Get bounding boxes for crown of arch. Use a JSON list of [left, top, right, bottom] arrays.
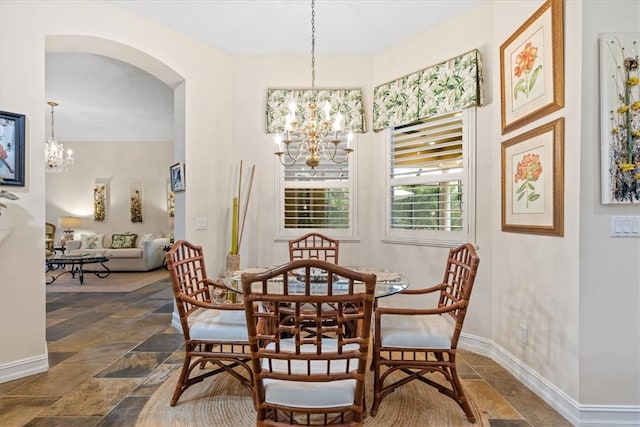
[[45, 35, 183, 88]]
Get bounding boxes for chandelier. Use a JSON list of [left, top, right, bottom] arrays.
[[45, 101, 74, 173], [274, 0, 353, 172]]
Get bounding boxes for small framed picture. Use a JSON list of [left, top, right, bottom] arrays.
[[501, 117, 564, 236], [0, 110, 26, 186], [170, 162, 185, 192], [500, 0, 564, 135]]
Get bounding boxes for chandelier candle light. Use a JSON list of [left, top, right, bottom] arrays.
[[273, 0, 353, 172], [45, 101, 74, 173]]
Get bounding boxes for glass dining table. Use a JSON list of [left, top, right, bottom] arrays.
[[222, 266, 408, 299]]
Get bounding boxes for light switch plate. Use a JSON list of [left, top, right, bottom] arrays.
[[610, 216, 640, 238], [195, 217, 208, 230]]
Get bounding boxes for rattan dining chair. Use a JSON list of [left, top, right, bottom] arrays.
[[371, 243, 480, 422], [289, 232, 339, 264], [166, 240, 253, 406], [241, 259, 376, 426]]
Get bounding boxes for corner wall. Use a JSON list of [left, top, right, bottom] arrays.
[[579, 0, 640, 408]]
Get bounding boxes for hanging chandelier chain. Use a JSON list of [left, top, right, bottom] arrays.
[[273, 0, 353, 172], [311, 0, 316, 96], [48, 101, 58, 140]]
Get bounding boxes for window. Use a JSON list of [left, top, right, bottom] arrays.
[[385, 109, 476, 247], [276, 139, 357, 239]]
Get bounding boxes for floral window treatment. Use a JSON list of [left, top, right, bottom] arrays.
[[373, 49, 484, 131], [265, 89, 365, 133]]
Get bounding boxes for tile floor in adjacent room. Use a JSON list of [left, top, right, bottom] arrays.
[[0, 276, 572, 426]]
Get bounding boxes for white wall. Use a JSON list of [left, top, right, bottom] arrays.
[[45, 140, 174, 242], [0, 0, 234, 382], [1, 0, 639, 423], [230, 53, 373, 268], [580, 0, 640, 407]]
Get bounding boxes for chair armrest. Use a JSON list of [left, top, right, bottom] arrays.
[[375, 300, 467, 317], [397, 282, 446, 295], [177, 293, 244, 311]]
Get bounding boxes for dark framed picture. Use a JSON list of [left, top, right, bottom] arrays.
[[170, 162, 185, 192], [500, 0, 564, 135], [501, 117, 564, 236], [0, 111, 26, 186]]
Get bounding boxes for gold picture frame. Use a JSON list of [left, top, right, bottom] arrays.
[[501, 117, 564, 236], [500, 0, 564, 135]]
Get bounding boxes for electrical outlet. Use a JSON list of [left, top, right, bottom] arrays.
[[519, 323, 527, 344]]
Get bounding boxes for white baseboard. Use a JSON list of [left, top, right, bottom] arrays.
[[460, 334, 640, 427], [171, 310, 182, 332], [0, 353, 49, 384]]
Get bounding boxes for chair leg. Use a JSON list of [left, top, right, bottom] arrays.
[[170, 352, 192, 406], [371, 354, 382, 416], [449, 365, 476, 423]]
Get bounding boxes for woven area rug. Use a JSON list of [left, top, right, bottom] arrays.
[[45, 269, 169, 292], [137, 369, 489, 426]]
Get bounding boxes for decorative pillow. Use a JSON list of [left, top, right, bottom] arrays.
[[111, 234, 138, 249], [138, 233, 155, 248], [80, 234, 104, 249]]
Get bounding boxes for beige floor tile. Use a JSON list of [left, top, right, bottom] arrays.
[[61, 341, 138, 364], [464, 379, 523, 419], [0, 396, 59, 427], [7, 363, 107, 397], [42, 377, 142, 417]]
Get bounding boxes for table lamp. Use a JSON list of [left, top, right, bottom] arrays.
[[59, 216, 81, 246]]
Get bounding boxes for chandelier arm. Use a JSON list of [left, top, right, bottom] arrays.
[[276, 153, 299, 168], [284, 141, 305, 162]]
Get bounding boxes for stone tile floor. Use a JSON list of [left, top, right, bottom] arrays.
[[0, 277, 572, 426]]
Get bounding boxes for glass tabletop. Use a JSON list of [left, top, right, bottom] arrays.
[[224, 267, 408, 298]]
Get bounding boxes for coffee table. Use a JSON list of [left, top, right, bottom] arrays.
[[46, 254, 111, 285]]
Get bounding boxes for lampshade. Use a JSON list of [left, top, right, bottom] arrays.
[[59, 216, 81, 230]]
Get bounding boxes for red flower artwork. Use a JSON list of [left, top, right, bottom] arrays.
[[514, 153, 543, 208]]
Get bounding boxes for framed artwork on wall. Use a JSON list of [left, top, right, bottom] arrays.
[[170, 162, 185, 192], [93, 182, 108, 222], [599, 33, 639, 204], [501, 117, 564, 236], [0, 110, 26, 186], [130, 183, 143, 223], [500, 0, 564, 135]]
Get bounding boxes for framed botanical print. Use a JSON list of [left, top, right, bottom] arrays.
[[500, 0, 564, 135], [502, 117, 564, 236]]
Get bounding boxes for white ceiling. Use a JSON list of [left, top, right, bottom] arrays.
[[48, 1, 484, 141], [107, 0, 484, 55]]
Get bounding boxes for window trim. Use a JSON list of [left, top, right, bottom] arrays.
[[275, 139, 359, 241], [383, 108, 477, 248]]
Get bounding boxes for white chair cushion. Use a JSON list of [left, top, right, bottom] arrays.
[[188, 307, 248, 342], [262, 339, 359, 408], [380, 314, 453, 349]]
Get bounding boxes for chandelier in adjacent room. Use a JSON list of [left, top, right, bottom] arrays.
[[45, 101, 74, 173], [273, 0, 353, 172]]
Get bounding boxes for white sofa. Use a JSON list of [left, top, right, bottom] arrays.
[[65, 232, 170, 272]]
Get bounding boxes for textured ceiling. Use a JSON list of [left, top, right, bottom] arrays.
[[107, 0, 484, 55]]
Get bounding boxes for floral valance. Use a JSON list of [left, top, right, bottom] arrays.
[[372, 49, 484, 131], [265, 88, 365, 133]]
